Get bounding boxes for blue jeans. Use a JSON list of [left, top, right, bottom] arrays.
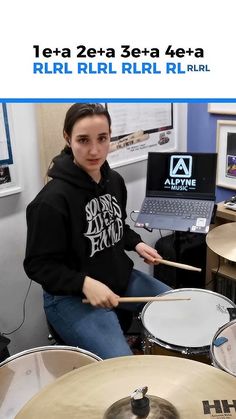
[[44, 269, 171, 359]]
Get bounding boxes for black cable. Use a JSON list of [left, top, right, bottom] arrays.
[[130, 213, 173, 236], [129, 211, 153, 232], [205, 255, 221, 288], [2, 280, 32, 336], [130, 210, 140, 223]]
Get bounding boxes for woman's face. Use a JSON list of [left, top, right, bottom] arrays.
[[68, 114, 111, 180]]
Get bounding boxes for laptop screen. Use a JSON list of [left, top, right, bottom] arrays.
[[146, 152, 217, 199]]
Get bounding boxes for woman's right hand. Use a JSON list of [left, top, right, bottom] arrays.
[[82, 276, 120, 308]]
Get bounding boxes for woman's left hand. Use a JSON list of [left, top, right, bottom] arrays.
[[135, 242, 162, 265]]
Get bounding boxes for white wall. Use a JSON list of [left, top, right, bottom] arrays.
[[0, 103, 187, 355], [0, 104, 49, 355]]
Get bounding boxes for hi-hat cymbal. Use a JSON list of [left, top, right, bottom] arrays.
[[16, 356, 236, 419], [206, 222, 236, 262]]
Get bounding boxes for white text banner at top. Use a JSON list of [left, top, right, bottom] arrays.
[[0, 0, 236, 99]]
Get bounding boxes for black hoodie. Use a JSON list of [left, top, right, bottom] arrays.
[[24, 152, 142, 296]]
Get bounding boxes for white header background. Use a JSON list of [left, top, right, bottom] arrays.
[[0, 0, 235, 99]]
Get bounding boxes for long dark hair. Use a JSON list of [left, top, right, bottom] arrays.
[[63, 103, 111, 154]]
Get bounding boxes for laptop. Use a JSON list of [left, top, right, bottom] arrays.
[[135, 152, 217, 233]]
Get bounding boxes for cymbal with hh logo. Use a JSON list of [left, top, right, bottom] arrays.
[[16, 355, 236, 419]]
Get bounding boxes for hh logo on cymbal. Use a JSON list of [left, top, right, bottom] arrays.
[[170, 156, 192, 178], [202, 400, 236, 415]]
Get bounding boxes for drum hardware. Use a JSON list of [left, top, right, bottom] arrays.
[[104, 385, 180, 419], [144, 336, 182, 353], [105, 386, 151, 418], [145, 337, 195, 357], [228, 307, 236, 321], [142, 335, 211, 362], [131, 386, 150, 417], [15, 355, 236, 419]]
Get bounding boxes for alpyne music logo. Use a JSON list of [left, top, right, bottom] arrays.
[[170, 155, 192, 178]]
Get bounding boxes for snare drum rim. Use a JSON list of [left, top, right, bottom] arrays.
[[141, 288, 236, 354], [210, 319, 236, 377], [0, 345, 102, 368], [146, 334, 209, 355]]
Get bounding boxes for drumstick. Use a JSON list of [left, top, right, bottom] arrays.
[[82, 296, 191, 304], [154, 258, 202, 272]]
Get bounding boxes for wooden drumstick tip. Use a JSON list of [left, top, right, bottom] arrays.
[[154, 258, 202, 272]]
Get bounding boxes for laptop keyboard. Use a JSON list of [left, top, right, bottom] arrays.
[[141, 199, 212, 219]]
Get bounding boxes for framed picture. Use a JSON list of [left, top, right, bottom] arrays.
[[208, 103, 236, 115], [37, 103, 187, 174], [107, 103, 177, 168], [216, 120, 236, 189], [0, 104, 22, 197]]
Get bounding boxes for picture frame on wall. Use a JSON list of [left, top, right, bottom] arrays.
[[37, 103, 187, 173], [216, 120, 236, 190], [106, 103, 176, 168], [0, 104, 22, 197], [208, 103, 236, 115]]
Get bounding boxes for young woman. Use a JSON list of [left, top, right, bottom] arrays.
[[24, 103, 170, 359]]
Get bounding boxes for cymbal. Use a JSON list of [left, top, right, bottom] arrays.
[[16, 355, 236, 419], [206, 222, 236, 262]]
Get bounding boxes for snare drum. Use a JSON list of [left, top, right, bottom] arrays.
[[210, 319, 236, 376], [0, 345, 101, 419], [141, 288, 236, 363]]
